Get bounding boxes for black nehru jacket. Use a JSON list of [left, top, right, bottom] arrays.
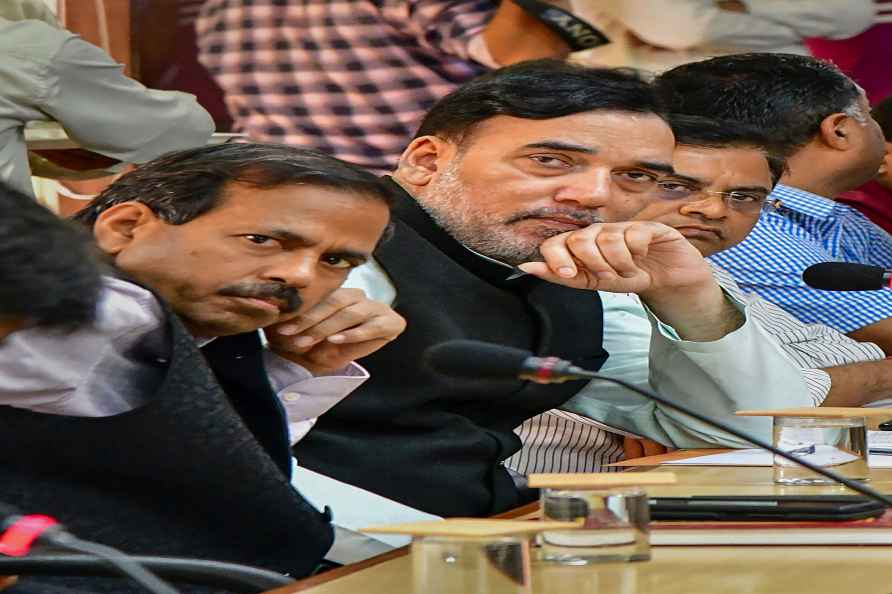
[[298, 179, 609, 517], [0, 305, 333, 591]]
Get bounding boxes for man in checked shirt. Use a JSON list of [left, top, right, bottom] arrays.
[[196, 0, 608, 174]]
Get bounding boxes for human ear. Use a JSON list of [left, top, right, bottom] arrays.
[[819, 112, 854, 151], [92, 202, 158, 256], [394, 136, 457, 187]]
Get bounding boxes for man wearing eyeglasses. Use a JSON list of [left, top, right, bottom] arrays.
[[297, 60, 822, 517], [656, 54, 892, 357], [510, 115, 887, 474]]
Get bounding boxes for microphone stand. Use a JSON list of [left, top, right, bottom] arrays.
[[560, 366, 892, 508]]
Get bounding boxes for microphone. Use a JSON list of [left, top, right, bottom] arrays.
[[423, 341, 586, 384], [423, 339, 892, 508], [803, 262, 892, 291]]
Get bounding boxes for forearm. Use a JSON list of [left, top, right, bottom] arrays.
[[481, 1, 570, 65], [646, 311, 815, 448], [565, 296, 810, 449], [821, 360, 892, 407], [640, 281, 744, 341], [848, 319, 892, 357]]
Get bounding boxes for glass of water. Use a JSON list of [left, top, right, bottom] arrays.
[[411, 535, 532, 594], [773, 415, 868, 484], [538, 487, 650, 564]]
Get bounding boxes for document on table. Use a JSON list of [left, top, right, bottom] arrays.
[[291, 462, 441, 564], [662, 431, 892, 468]]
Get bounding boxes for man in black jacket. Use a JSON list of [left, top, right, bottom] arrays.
[[298, 60, 754, 517], [0, 145, 406, 584]]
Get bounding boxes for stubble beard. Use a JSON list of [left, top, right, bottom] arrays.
[[415, 161, 551, 266]]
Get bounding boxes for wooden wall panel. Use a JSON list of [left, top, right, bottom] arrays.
[[60, 0, 133, 76]]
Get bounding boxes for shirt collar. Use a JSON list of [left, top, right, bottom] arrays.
[[770, 184, 838, 219], [462, 245, 528, 280]]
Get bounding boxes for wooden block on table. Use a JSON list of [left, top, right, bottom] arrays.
[[736, 407, 892, 418], [361, 518, 582, 537], [528, 472, 677, 488]]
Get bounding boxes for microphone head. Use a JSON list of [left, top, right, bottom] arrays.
[[423, 340, 531, 381], [802, 262, 886, 291]]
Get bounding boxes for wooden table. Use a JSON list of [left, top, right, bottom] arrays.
[[270, 463, 892, 594]]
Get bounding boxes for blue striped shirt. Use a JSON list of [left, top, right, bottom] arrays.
[[708, 184, 892, 333]]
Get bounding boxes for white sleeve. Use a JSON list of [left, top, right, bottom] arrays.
[[742, 0, 875, 40], [644, 296, 815, 448], [711, 264, 885, 406], [263, 352, 369, 444], [40, 35, 214, 164], [0, 278, 164, 416], [616, 0, 819, 51], [565, 292, 815, 449]]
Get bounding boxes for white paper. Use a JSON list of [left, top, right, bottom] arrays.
[[662, 435, 892, 468], [869, 429, 892, 447], [662, 448, 771, 466], [291, 462, 441, 564]]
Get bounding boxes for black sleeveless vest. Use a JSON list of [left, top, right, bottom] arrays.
[[298, 180, 609, 517], [0, 305, 333, 582]]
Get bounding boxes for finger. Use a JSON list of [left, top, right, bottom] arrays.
[[588, 224, 656, 278], [623, 224, 656, 259], [330, 338, 390, 362], [287, 302, 376, 348], [536, 233, 583, 279], [590, 228, 639, 278], [301, 338, 391, 371], [326, 315, 406, 344], [564, 226, 620, 280], [516, 261, 597, 290], [273, 288, 366, 336]]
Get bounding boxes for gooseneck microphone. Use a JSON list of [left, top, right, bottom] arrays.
[[423, 339, 892, 509], [803, 262, 892, 291]]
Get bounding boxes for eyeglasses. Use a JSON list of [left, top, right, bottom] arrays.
[[655, 181, 779, 212]]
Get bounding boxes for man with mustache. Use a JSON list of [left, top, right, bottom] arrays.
[[656, 54, 892, 355], [0, 143, 406, 580], [296, 59, 817, 518], [512, 116, 888, 473]]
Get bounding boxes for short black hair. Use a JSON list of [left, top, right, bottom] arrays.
[[0, 182, 101, 329], [872, 95, 892, 141], [414, 59, 664, 143], [656, 53, 863, 153], [668, 114, 787, 185], [74, 143, 393, 227]]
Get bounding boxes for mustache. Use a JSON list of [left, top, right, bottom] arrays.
[[217, 283, 302, 313], [503, 207, 602, 226]]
